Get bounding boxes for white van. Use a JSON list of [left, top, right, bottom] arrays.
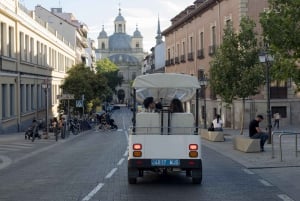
[[128, 73, 202, 184]]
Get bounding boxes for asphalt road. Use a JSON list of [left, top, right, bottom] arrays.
[[0, 108, 288, 201]]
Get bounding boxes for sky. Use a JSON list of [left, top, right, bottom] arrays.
[[20, 0, 194, 52]]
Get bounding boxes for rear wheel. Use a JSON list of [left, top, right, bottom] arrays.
[[128, 177, 137, 184], [191, 168, 202, 184]]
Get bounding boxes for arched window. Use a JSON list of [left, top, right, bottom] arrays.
[[101, 42, 105, 49], [135, 42, 139, 48]]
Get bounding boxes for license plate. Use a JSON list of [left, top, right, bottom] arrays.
[[151, 159, 180, 166]]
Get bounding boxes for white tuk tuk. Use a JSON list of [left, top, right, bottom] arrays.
[[128, 73, 202, 184]]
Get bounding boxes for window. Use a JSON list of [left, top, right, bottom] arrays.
[[30, 38, 34, 62], [212, 26, 216, 46], [118, 24, 122, 32], [1, 23, 7, 56], [271, 106, 286, 118], [132, 72, 136, 80], [10, 84, 15, 116], [19, 32, 24, 60], [25, 35, 29, 61], [200, 32, 204, 49], [8, 26, 14, 57], [135, 42, 139, 48], [2, 84, 7, 118], [270, 81, 287, 99], [101, 42, 105, 49]]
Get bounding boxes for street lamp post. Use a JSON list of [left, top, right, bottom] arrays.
[[259, 51, 274, 144], [42, 80, 49, 138], [199, 76, 208, 129]]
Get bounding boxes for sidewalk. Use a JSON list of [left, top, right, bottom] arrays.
[[203, 127, 300, 168], [202, 126, 300, 201]]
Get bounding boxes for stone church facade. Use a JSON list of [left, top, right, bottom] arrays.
[[96, 8, 145, 104]]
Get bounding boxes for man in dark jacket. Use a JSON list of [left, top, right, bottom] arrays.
[[249, 114, 269, 152]]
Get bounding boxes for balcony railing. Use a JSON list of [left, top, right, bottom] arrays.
[[170, 59, 174, 65], [197, 49, 204, 59], [165, 60, 171, 66], [209, 45, 216, 56], [188, 52, 194, 61], [180, 55, 186, 63]]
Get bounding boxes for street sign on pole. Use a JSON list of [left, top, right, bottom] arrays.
[[76, 100, 83, 108], [57, 94, 75, 100]]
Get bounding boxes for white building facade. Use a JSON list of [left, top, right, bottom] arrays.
[[0, 0, 75, 133]]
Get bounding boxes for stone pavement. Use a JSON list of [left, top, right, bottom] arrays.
[[202, 126, 300, 201], [203, 127, 300, 168], [1, 126, 300, 200]]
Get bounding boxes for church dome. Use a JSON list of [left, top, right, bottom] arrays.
[[133, 28, 142, 38], [109, 54, 139, 65], [115, 8, 125, 22], [109, 33, 131, 50], [98, 30, 107, 39]]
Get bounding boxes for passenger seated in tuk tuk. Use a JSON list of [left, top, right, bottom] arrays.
[[170, 98, 184, 113], [143, 97, 156, 112]]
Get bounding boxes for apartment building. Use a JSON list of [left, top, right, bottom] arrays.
[[162, 0, 300, 128], [0, 0, 75, 133]]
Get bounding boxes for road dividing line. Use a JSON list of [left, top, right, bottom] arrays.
[[278, 194, 295, 201], [124, 130, 129, 142], [81, 183, 104, 201], [117, 158, 125, 166], [123, 150, 128, 157], [259, 179, 273, 186], [105, 168, 118, 179], [242, 168, 254, 175]]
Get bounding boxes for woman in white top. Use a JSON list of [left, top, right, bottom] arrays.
[[212, 114, 223, 131]]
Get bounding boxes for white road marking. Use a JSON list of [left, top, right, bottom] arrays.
[[123, 150, 128, 157], [278, 194, 295, 201], [124, 131, 129, 142], [242, 168, 254, 175], [117, 129, 123, 132], [0, 147, 19, 151], [259, 179, 273, 186], [0, 155, 12, 170], [0, 144, 32, 149], [105, 168, 118, 179], [117, 158, 125, 166], [81, 183, 104, 201]]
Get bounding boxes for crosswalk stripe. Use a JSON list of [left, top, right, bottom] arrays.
[[1, 144, 33, 149], [0, 147, 20, 151]]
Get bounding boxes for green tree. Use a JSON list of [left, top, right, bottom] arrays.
[[96, 58, 123, 95], [60, 63, 109, 114], [210, 17, 265, 133], [260, 0, 300, 87]]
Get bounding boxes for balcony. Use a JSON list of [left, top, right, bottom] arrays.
[[180, 55, 186, 63], [170, 59, 174, 65], [209, 45, 216, 56], [188, 52, 194, 61], [165, 60, 171, 66], [175, 57, 180, 64], [197, 49, 204, 59]]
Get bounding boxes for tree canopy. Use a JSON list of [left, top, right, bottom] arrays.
[[260, 0, 300, 88], [96, 58, 123, 94], [210, 17, 265, 104]]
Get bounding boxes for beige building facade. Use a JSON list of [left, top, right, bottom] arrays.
[[162, 0, 300, 129], [0, 0, 75, 133]]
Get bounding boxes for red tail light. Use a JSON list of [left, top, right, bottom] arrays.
[[189, 144, 198, 150], [133, 143, 142, 150]]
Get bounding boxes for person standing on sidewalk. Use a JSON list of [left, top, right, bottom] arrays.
[[273, 112, 280, 129], [249, 115, 269, 152]]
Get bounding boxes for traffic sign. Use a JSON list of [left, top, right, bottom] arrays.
[[57, 94, 75, 100], [76, 100, 83, 107]]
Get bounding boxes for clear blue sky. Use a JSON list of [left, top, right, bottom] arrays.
[[20, 0, 194, 52]]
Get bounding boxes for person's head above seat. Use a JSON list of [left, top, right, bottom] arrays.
[[143, 97, 156, 110], [170, 98, 184, 113]]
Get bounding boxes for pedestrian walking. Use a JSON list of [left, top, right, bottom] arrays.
[[273, 112, 280, 129]]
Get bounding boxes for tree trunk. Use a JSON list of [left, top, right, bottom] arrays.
[[240, 98, 245, 135]]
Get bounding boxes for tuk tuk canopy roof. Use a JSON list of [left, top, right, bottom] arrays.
[[132, 73, 200, 103]]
